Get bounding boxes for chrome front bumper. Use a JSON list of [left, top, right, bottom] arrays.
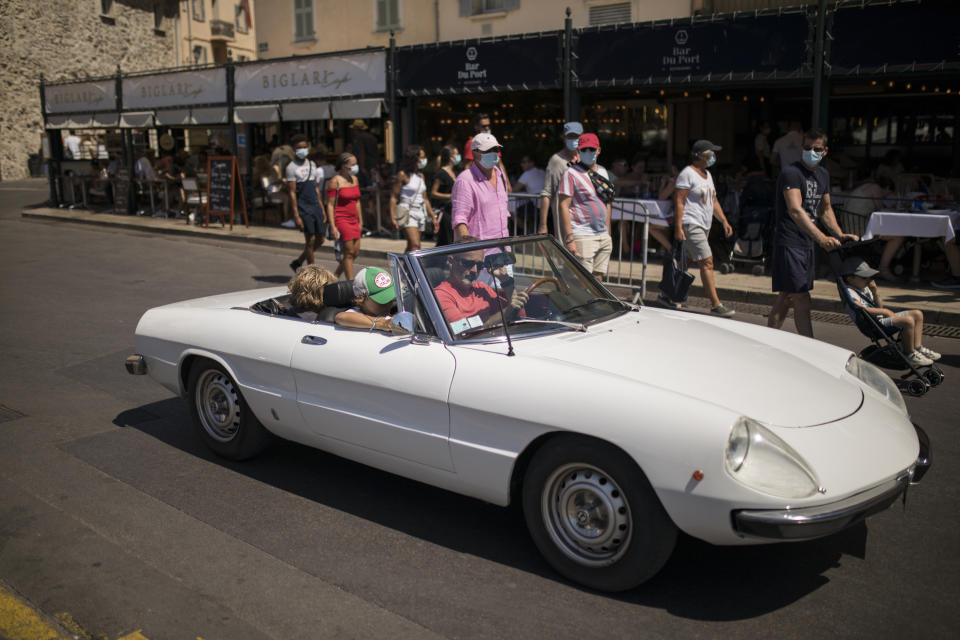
[[732, 423, 931, 541]]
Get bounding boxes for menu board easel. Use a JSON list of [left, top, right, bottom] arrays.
[[205, 156, 249, 230]]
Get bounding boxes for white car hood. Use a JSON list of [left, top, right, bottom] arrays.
[[526, 310, 862, 428]]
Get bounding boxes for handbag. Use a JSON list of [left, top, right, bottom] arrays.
[[394, 202, 410, 227], [659, 241, 695, 302]]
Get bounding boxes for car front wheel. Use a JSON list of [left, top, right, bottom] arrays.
[[187, 360, 271, 460], [522, 435, 677, 591]]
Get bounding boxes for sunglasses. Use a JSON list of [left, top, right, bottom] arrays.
[[802, 144, 826, 153], [455, 257, 484, 270]]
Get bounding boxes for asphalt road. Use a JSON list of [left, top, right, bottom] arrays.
[[1, 179, 958, 640]]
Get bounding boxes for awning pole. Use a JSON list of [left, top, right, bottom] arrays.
[[563, 7, 572, 122], [388, 32, 398, 173], [812, 0, 827, 130]]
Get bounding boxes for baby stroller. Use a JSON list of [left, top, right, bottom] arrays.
[[829, 244, 944, 397], [722, 175, 775, 275]]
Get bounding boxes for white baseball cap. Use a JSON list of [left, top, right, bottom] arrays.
[[471, 132, 502, 151]]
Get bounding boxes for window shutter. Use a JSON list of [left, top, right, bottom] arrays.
[[504, 0, 520, 11], [588, 2, 631, 26], [376, 0, 386, 27], [459, 0, 473, 17]]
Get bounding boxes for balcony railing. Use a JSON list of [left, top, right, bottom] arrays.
[[210, 19, 234, 39]]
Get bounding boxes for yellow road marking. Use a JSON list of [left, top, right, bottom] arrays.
[[117, 631, 150, 640], [0, 583, 69, 640]]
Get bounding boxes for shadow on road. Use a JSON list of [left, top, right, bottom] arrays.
[[112, 398, 869, 620]]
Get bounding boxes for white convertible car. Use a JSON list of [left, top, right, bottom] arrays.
[[127, 236, 930, 591]]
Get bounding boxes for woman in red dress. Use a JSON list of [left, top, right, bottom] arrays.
[[326, 152, 364, 280]]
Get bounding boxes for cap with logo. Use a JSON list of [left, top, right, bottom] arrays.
[[563, 122, 584, 137], [691, 139, 722, 154], [471, 132, 502, 151], [578, 133, 601, 150], [840, 257, 879, 279], [353, 267, 396, 304]]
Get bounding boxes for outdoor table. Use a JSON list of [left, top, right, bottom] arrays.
[[862, 210, 960, 279], [611, 198, 673, 226]]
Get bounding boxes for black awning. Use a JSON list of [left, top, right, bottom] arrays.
[[831, 0, 960, 75], [577, 13, 809, 88], [396, 34, 562, 96]]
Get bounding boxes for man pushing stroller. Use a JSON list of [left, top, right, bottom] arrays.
[[841, 256, 942, 367]]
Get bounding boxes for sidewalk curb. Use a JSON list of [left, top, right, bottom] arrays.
[[22, 208, 960, 327]]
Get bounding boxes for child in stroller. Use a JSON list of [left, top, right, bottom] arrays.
[[836, 254, 945, 395]]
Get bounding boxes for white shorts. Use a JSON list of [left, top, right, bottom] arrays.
[[683, 224, 712, 262], [405, 205, 427, 231], [573, 232, 613, 275]]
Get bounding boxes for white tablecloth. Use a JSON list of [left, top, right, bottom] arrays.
[[610, 199, 674, 227], [862, 210, 960, 243]]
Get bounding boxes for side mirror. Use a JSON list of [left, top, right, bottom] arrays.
[[390, 311, 415, 336]]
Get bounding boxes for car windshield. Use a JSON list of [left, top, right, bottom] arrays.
[[417, 236, 631, 341]]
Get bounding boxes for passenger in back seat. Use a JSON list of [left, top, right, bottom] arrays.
[[288, 264, 338, 321]]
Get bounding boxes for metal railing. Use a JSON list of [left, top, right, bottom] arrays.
[[506, 192, 669, 300]]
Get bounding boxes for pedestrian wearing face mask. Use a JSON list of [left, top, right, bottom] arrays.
[[287, 134, 326, 271], [462, 113, 510, 193], [767, 128, 858, 337], [558, 133, 613, 280], [452, 132, 510, 240], [430, 144, 461, 246], [391, 145, 438, 252], [673, 140, 736, 317], [326, 152, 363, 281], [539, 122, 583, 235]]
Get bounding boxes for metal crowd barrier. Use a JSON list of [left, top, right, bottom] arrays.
[[507, 192, 670, 300]]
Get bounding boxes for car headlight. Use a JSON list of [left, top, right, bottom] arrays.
[[845, 355, 908, 416], [724, 417, 820, 499]]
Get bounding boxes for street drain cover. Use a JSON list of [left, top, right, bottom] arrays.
[[0, 405, 26, 423]]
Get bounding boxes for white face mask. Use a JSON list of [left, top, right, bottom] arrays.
[[418, 157, 428, 170], [295, 148, 309, 160], [478, 151, 500, 169], [350, 164, 359, 175], [453, 153, 462, 165]]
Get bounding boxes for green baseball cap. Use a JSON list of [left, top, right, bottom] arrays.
[[353, 267, 396, 305]]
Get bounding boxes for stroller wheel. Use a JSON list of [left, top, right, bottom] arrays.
[[903, 378, 929, 397], [719, 263, 734, 274], [922, 367, 944, 387], [751, 265, 765, 276]]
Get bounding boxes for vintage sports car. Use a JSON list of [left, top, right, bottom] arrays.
[[127, 236, 930, 591]]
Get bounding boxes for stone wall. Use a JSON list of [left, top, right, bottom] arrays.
[[0, 0, 178, 181]]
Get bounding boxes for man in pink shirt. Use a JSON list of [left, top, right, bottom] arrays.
[[433, 245, 528, 335], [451, 133, 510, 240]]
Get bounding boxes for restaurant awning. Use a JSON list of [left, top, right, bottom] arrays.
[[190, 107, 229, 125], [154, 109, 191, 126], [330, 98, 381, 119], [120, 111, 154, 128], [281, 102, 330, 121], [45, 114, 92, 129], [233, 104, 280, 123]]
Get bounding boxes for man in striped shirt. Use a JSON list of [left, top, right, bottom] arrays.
[[557, 133, 612, 279]]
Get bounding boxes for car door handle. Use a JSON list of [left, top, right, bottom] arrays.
[[301, 335, 327, 345]]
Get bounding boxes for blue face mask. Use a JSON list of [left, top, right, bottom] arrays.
[[295, 148, 309, 160], [706, 155, 716, 168], [802, 149, 822, 167], [418, 158, 428, 170], [579, 150, 597, 166], [453, 153, 462, 165], [478, 151, 500, 169], [565, 138, 580, 151]]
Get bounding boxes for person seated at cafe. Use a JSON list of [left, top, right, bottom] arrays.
[[134, 149, 158, 181], [287, 264, 339, 321], [433, 239, 529, 334], [334, 267, 397, 332]]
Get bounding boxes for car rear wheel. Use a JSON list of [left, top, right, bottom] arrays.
[[522, 435, 677, 592], [187, 360, 271, 460]]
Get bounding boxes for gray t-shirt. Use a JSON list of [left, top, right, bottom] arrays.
[[540, 151, 572, 216]]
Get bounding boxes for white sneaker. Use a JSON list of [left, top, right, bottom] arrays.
[[905, 350, 933, 367], [917, 345, 941, 361], [281, 219, 297, 228]]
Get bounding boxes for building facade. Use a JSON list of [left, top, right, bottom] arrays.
[[179, 0, 258, 66]]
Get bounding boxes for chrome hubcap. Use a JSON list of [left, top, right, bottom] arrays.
[[196, 370, 241, 443], [541, 463, 631, 567]]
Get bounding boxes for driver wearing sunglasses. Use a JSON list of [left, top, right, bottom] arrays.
[[433, 242, 528, 334]]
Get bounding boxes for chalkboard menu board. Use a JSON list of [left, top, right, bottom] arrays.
[[113, 167, 131, 214], [205, 156, 248, 230], [207, 157, 234, 213]]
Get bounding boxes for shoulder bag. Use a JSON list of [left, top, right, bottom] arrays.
[[659, 241, 695, 303]]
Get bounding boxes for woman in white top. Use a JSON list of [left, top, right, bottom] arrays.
[[673, 139, 735, 317], [391, 145, 438, 253]]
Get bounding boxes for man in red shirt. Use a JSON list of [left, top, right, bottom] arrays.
[[433, 245, 527, 334]]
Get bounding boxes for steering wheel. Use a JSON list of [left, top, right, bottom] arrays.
[[523, 276, 566, 296]]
